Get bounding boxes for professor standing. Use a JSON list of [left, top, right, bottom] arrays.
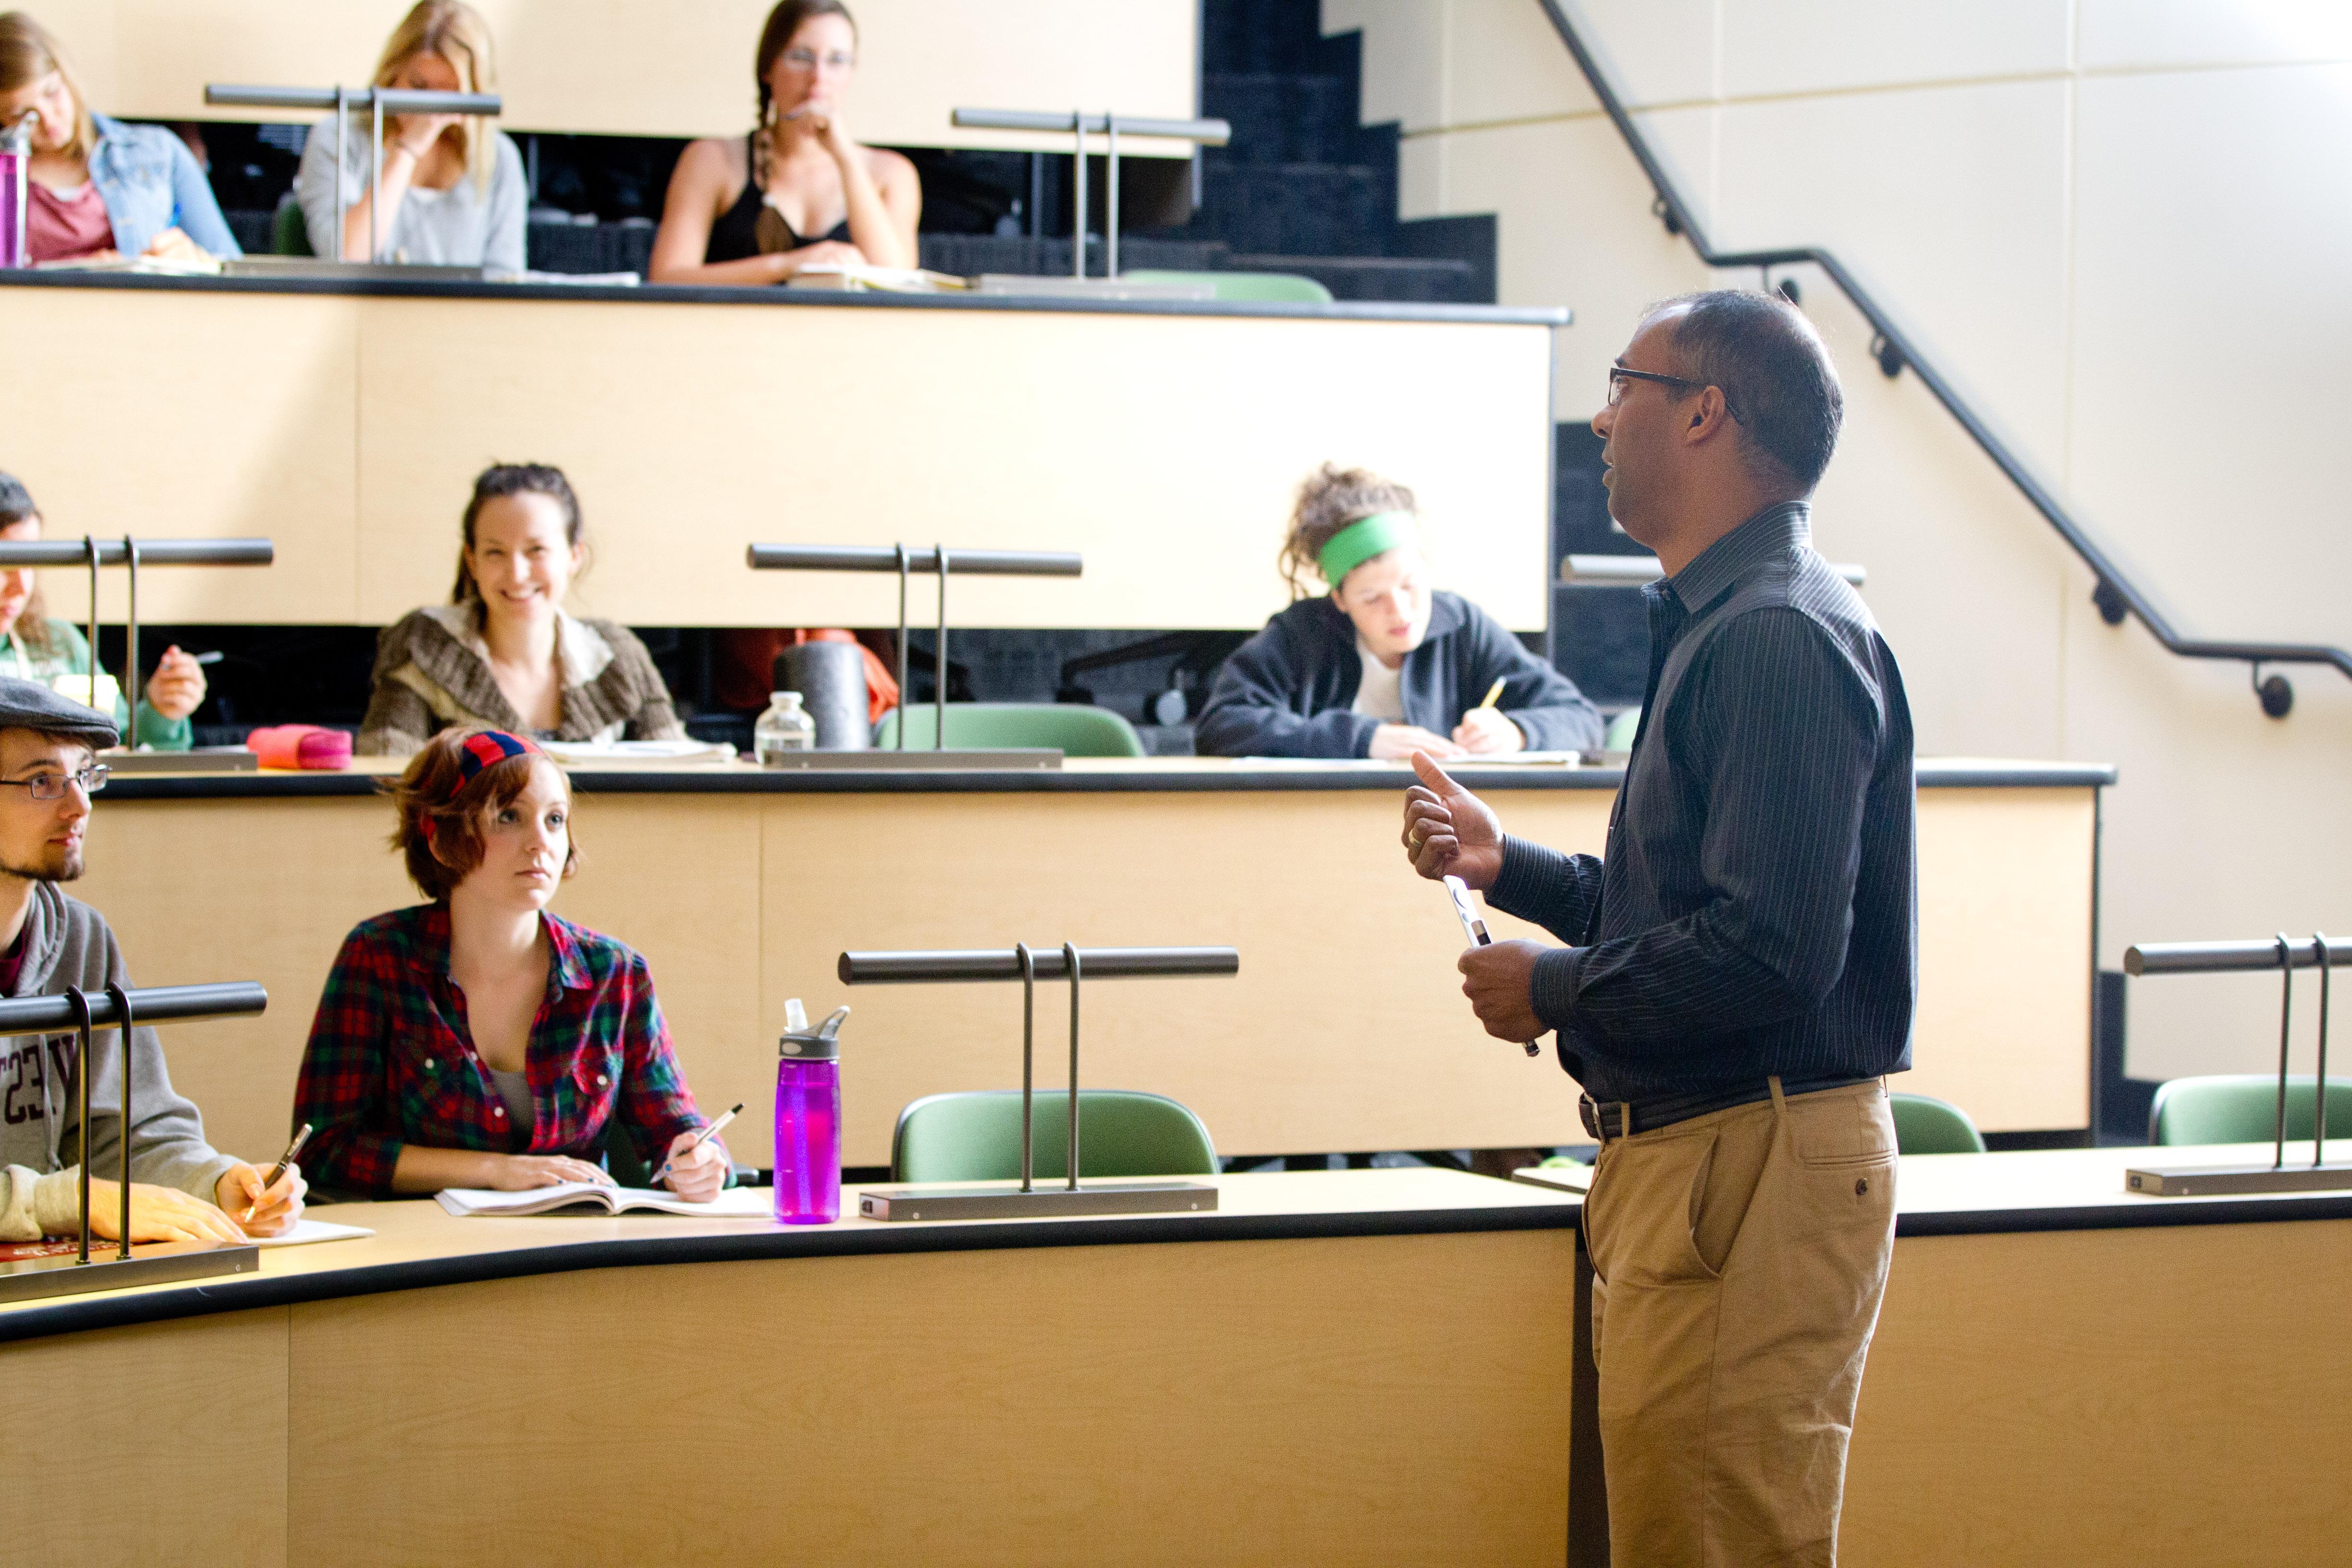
[[1403, 289, 1914, 1566]]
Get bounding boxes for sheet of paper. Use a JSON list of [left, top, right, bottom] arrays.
[[249, 1218, 376, 1248]]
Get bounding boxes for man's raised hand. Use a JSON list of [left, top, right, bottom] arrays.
[[1401, 751, 1505, 889]]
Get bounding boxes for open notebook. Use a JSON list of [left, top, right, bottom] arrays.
[[436, 1184, 774, 1218]]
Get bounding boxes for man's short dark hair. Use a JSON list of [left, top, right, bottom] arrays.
[[1652, 291, 1843, 490]]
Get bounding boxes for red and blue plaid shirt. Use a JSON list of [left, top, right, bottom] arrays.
[[293, 904, 710, 1197]]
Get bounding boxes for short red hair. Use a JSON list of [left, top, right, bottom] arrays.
[[387, 728, 579, 900]]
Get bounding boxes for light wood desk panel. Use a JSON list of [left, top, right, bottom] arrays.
[[61, 0, 1199, 149], [0, 277, 1559, 631], [0, 286, 358, 623], [288, 1228, 1572, 1564], [3, 1308, 291, 1566], [352, 294, 1556, 630], [1847, 1146, 2352, 1568], [0, 1170, 1580, 1566], [79, 762, 2101, 1170]]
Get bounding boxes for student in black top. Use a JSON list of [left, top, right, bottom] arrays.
[[649, 0, 919, 284], [1195, 465, 1602, 759]]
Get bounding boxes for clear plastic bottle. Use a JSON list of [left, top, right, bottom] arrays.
[[774, 999, 846, 1224], [754, 690, 816, 766]]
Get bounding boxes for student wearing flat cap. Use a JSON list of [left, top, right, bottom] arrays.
[[0, 677, 306, 1242], [1196, 464, 1603, 760]]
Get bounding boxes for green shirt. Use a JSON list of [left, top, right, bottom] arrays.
[[0, 621, 192, 750]]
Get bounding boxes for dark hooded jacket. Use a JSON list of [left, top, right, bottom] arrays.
[[1196, 590, 1602, 758]]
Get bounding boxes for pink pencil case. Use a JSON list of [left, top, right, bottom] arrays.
[[246, 724, 354, 771]]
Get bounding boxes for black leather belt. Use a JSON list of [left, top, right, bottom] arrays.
[[1580, 1074, 1880, 1145]]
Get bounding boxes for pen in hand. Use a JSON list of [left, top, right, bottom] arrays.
[[646, 1103, 743, 1191], [248, 1122, 311, 1220], [1478, 678, 1507, 710]]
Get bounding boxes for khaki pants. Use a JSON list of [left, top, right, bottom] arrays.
[[1583, 1078, 1897, 1568]]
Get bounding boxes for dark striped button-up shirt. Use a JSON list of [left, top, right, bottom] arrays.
[[1488, 501, 1916, 1107]]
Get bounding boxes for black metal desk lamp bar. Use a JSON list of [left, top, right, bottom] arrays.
[[747, 543, 1083, 753], [0, 981, 268, 1033], [2123, 933, 2346, 1196], [950, 109, 1232, 278], [0, 981, 268, 1303], [207, 86, 501, 263], [0, 539, 272, 749], [844, 944, 1237, 1220]]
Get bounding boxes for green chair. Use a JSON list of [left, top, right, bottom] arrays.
[[1889, 1092, 1986, 1155], [891, 1089, 1218, 1183], [874, 702, 1146, 757], [1601, 707, 1641, 751], [2148, 1075, 2352, 1146], [270, 193, 314, 257], [1119, 268, 1334, 305]]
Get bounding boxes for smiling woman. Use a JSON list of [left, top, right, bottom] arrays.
[[357, 462, 685, 755], [292, 728, 729, 1200]]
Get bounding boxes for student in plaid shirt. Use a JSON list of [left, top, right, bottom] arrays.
[[293, 728, 727, 1199]]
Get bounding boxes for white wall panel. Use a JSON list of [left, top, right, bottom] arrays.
[[1551, 0, 1718, 110], [1445, 0, 1597, 127], [2079, 0, 2352, 71], [1433, 117, 1713, 414], [1722, 0, 2071, 98], [1320, 0, 1449, 132], [1715, 80, 2075, 481], [2068, 64, 2352, 645], [1800, 283, 2071, 762]]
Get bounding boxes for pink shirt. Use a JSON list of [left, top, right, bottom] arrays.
[[26, 179, 115, 263]]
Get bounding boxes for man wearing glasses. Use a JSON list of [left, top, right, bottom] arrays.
[[1402, 290, 1914, 1565], [0, 678, 306, 1243]]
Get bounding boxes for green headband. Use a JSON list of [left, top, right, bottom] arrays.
[[1317, 511, 1416, 588]]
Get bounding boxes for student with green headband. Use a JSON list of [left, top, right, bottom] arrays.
[[1196, 465, 1600, 759]]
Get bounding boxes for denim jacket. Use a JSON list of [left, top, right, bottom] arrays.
[[86, 113, 241, 259]]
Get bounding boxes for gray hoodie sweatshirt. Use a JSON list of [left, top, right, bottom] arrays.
[[0, 882, 239, 1240]]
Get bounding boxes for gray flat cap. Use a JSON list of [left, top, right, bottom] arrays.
[[0, 675, 120, 748]]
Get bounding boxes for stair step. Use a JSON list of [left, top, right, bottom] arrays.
[[1222, 253, 1478, 305], [1200, 74, 1359, 166], [1190, 163, 1394, 257]]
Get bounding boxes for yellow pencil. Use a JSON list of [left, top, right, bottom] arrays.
[[1478, 678, 1507, 709]]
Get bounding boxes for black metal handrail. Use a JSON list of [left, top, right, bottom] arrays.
[[1533, 0, 2352, 717]]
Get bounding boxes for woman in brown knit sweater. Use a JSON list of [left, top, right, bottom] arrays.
[[358, 464, 684, 756]]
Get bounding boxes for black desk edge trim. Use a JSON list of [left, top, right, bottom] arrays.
[[0, 1202, 1579, 1345], [0, 269, 1572, 328], [104, 762, 2118, 802], [1896, 1193, 2352, 1237]]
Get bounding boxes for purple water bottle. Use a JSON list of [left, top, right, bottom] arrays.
[[773, 999, 847, 1224], [0, 109, 35, 270]]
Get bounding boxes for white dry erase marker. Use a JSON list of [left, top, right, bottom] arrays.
[[1445, 874, 1542, 1057]]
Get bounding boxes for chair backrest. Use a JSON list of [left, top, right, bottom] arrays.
[[874, 702, 1147, 757], [1601, 708, 1641, 751], [1120, 268, 1335, 304], [2148, 1075, 2352, 1146], [270, 193, 314, 257], [1889, 1092, 1987, 1154], [891, 1090, 1218, 1183]]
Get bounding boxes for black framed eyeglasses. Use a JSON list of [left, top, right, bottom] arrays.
[[0, 765, 109, 801], [1605, 366, 1706, 406], [1605, 365, 1744, 423]]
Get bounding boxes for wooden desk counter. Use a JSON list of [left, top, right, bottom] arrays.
[[74, 756, 2109, 1168], [1522, 1141, 2352, 1568], [0, 272, 1564, 632], [0, 1167, 1582, 1567]]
